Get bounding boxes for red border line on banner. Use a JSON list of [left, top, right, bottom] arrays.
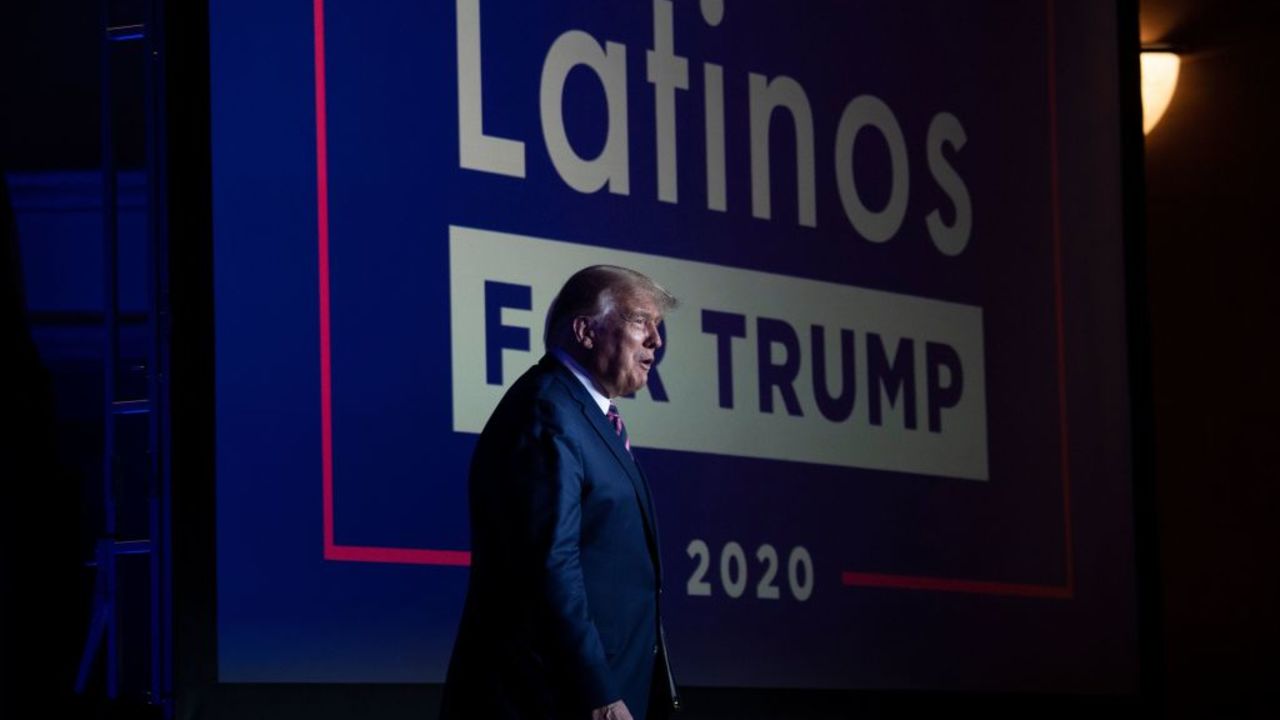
[[313, 0, 470, 567], [313, 0, 1076, 590]]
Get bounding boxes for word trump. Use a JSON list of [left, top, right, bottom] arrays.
[[700, 310, 963, 433]]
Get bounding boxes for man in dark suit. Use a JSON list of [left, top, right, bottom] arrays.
[[441, 265, 679, 720]]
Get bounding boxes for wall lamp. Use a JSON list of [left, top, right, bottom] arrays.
[[1140, 45, 1181, 135]]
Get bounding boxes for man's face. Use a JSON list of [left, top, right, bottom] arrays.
[[580, 289, 663, 398]]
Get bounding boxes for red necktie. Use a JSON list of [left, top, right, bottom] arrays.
[[606, 404, 631, 456]]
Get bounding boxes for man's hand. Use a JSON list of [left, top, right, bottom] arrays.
[[591, 699, 634, 720]]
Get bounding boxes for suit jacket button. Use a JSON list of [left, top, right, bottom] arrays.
[[653, 643, 659, 655]]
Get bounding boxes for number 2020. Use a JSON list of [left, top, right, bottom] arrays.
[[685, 540, 814, 601]]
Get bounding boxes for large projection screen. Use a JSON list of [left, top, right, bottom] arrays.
[[204, 0, 1138, 701]]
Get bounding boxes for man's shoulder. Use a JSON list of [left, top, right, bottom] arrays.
[[509, 354, 576, 399], [471, 357, 596, 463], [490, 355, 584, 423]]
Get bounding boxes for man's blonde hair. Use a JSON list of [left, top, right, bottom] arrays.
[[544, 265, 678, 350]]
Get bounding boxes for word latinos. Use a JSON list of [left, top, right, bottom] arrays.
[[456, 0, 972, 256]]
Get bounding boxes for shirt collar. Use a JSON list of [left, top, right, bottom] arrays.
[[552, 348, 612, 415]]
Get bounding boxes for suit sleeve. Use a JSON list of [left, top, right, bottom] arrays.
[[510, 400, 618, 710]]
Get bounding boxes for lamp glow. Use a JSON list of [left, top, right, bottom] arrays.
[[1141, 51, 1180, 135]]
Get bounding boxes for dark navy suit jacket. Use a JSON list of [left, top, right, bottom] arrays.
[[441, 355, 677, 720]]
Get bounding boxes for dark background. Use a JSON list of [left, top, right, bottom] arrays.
[[1, 0, 1276, 717]]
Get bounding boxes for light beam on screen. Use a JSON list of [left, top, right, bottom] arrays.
[[1140, 50, 1180, 135]]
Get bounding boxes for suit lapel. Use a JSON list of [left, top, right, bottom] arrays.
[[575, 399, 666, 588], [543, 356, 661, 566], [578, 400, 653, 519]]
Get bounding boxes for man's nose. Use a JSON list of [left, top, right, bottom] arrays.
[[647, 321, 662, 348]]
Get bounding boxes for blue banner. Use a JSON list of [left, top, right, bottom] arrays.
[[212, 0, 1138, 691]]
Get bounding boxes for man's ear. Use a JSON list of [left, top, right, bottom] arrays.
[[572, 316, 594, 349]]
